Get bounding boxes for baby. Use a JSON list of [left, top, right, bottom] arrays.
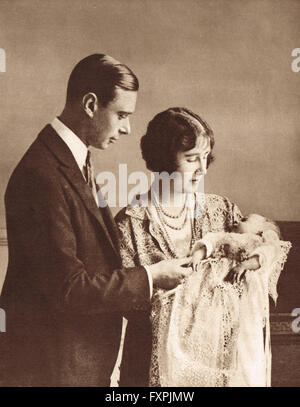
[[192, 213, 281, 285], [152, 214, 291, 387]]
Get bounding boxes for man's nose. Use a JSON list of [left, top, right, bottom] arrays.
[[120, 118, 131, 135]]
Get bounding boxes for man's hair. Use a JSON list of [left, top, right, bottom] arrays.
[[141, 107, 215, 173], [66, 54, 139, 106]]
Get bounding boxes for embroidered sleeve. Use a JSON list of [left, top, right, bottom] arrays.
[[200, 194, 244, 235], [224, 196, 243, 229], [116, 214, 138, 268]]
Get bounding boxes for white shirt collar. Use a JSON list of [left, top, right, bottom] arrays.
[[51, 117, 88, 173]]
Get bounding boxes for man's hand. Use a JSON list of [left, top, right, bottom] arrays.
[[148, 257, 192, 290]]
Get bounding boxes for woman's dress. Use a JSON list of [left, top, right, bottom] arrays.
[[116, 193, 291, 386]]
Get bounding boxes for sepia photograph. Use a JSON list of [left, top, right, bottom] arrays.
[[0, 0, 299, 391]]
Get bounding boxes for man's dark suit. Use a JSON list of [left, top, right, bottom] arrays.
[[0, 124, 150, 386]]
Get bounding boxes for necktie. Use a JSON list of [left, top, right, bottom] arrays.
[[83, 150, 98, 205]]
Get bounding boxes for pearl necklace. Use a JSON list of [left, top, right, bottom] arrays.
[[156, 203, 188, 230], [159, 195, 187, 219], [156, 204, 196, 258], [151, 190, 197, 257]]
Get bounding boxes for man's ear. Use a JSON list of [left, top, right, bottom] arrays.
[[82, 92, 98, 118]]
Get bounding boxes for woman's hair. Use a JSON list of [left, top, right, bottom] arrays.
[[66, 54, 139, 107], [140, 107, 215, 173]]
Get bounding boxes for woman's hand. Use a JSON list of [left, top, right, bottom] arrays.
[[225, 255, 261, 284], [225, 264, 247, 284], [192, 247, 207, 272]]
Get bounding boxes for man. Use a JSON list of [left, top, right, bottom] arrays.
[[0, 54, 190, 386]]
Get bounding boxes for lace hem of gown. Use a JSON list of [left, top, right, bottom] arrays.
[[149, 238, 291, 387]]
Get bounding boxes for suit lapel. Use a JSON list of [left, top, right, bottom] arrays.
[[38, 125, 119, 256], [60, 166, 119, 256]]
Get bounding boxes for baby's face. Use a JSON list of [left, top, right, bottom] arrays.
[[234, 214, 265, 235]]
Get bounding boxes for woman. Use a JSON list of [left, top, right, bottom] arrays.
[[115, 107, 290, 386]]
